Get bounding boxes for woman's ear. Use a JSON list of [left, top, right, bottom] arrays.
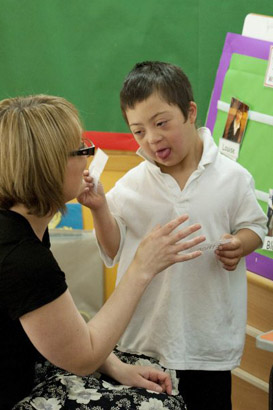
[[188, 101, 197, 124]]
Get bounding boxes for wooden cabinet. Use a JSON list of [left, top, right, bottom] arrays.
[[232, 272, 273, 410]]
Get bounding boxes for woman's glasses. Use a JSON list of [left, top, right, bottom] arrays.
[[70, 141, 95, 157]]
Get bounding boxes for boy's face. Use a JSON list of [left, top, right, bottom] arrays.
[[126, 92, 198, 172]]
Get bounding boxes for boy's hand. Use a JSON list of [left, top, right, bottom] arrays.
[[215, 234, 243, 271], [77, 170, 106, 210]]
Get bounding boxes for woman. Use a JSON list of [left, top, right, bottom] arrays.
[[0, 95, 204, 409]]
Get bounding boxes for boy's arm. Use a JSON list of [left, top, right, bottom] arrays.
[[234, 228, 262, 255], [91, 199, 121, 260], [215, 228, 262, 271], [77, 173, 120, 259], [215, 175, 268, 271]]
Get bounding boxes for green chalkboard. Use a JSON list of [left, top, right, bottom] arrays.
[[0, 0, 272, 132]]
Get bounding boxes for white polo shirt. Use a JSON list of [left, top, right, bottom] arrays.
[[98, 127, 267, 370]]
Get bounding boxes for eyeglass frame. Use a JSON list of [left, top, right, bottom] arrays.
[[69, 141, 95, 157]]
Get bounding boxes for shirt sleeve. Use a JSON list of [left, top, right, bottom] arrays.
[[0, 239, 68, 320], [231, 176, 268, 244]]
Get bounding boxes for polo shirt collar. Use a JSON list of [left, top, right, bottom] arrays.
[[198, 127, 218, 168]]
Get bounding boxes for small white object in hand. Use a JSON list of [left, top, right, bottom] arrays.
[[88, 148, 109, 192], [197, 239, 232, 252]]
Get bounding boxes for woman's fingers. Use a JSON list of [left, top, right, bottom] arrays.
[[155, 217, 205, 253], [137, 367, 173, 395], [169, 224, 203, 246], [153, 216, 203, 244], [174, 234, 206, 252], [157, 214, 189, 236], [175, 249, 203, 262]]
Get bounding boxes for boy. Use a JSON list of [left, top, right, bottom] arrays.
[[79, 61, 267, 410]]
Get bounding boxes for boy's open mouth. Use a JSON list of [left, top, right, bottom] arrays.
[[156, 148, 171, 160]]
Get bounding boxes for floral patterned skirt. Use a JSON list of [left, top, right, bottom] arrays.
[[13, 350, 187, 410]]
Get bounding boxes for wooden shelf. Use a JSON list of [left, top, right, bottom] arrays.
[[247, 271, 273, 331], [232, 271, 273, 409], [240, 325, 273, 382], [232, 368, 268, 410]]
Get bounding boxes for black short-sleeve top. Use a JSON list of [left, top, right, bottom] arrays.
[[0, 210, 68, 409]]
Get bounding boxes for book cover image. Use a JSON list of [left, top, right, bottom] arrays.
[[49, 203, 83, 230]]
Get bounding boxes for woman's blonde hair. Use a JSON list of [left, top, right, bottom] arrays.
[[0, 94, 83, 216]]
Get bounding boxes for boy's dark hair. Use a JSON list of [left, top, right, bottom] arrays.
[[120, 61, 194, 122]]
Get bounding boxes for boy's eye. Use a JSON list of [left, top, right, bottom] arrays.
[[157, 120, 167, 127], [133, 130, 143, 137]]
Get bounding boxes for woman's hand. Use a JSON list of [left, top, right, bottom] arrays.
[[131, 214, 205, 277], [77, 170, 106, 210], [115, 363, 173, 394], [99, 354, 173, 394]]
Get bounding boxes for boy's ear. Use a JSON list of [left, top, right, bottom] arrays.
[[188, 101, 197, 124]]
